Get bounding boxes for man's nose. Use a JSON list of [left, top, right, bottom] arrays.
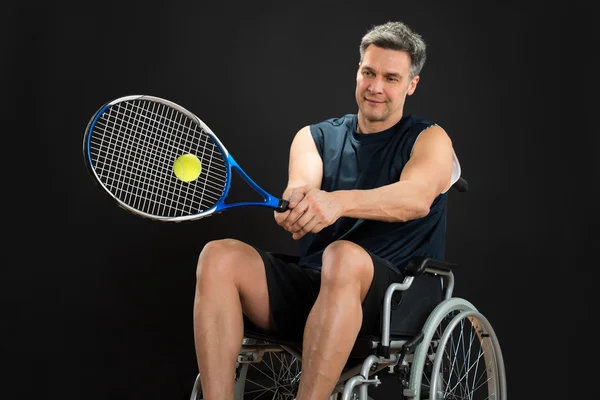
[[368, 77, 383, 93]]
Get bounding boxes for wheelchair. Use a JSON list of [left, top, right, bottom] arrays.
[[190, 177, 507, 400]]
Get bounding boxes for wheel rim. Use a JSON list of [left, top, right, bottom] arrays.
[[424, 310, 501, 400]]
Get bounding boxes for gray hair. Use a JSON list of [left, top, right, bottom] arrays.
[[359, 21, 427, 79]]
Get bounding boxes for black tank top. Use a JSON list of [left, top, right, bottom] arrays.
[[298, 113, 448, 271]]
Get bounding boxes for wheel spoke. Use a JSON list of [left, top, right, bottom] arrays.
[[415, 302, 502, 400], [239, 345, 300, 399]]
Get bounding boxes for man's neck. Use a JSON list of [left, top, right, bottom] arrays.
[[356, 113, 403, 134]]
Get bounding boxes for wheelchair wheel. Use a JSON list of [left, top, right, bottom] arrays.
[[190, 339, 302, 400], [407, 298, 506, 400]]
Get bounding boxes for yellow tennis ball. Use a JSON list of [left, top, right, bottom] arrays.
[[173, 153, 202, 182]]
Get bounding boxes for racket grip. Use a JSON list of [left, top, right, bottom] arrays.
[[275, 199, 289, 212]]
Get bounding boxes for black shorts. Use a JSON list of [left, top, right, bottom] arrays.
[[251, 246, 404, 342]]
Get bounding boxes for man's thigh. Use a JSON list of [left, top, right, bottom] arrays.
[[250, 249, 321, 342]]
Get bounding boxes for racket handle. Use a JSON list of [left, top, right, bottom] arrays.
[[275, 199, 289, 212]]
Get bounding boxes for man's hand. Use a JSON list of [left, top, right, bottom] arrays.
[[274, 186, 308, 227], [276, 188, 343, 240]]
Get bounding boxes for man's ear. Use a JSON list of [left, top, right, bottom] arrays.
[[407, 75, 420, 96]]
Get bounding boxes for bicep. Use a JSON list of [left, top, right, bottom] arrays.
[[287, 126, 323, 191], [399, 125, 454, 204]]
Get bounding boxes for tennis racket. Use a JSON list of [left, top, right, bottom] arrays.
[[83, 95, 289, 222]]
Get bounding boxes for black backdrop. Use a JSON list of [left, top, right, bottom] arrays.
[[3, 1, 597, 399]]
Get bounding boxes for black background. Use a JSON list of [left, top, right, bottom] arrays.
[[3, 1, 597, 399]]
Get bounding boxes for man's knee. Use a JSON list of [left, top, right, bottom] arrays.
[[321, 240, 373, 289], [196, 238, 245, 283]]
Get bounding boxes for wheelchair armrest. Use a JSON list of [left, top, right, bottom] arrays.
[[404, 256, 457, 276], [452, 176, 469, 192]]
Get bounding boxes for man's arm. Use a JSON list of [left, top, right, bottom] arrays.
[[274, 126, 323, 225], [336, 125, 454, 222], [283, 125, 454, 239], [284, 126, 323, 196]]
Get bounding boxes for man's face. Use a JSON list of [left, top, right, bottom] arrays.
[[355, 44, 419, 128]]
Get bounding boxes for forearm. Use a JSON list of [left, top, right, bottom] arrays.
[[282, 182, 318, 200], [334, 180, 432, 222]]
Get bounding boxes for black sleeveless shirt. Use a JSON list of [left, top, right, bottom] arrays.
[[297, 113, 449, 271]]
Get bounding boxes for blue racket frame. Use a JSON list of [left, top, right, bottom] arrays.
[[83, 95, 288, 222]]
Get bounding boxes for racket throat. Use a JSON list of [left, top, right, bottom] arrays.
[[222, 162, 287, 212]]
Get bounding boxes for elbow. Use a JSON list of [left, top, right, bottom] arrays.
[[397, 200, 430, 222], [410, 190, 436, 220], [415, 202, 431, 219]]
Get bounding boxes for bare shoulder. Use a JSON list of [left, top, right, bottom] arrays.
[[411, 124, 453, 156], [291, 125, 318, 152], [417, 124, 452, 144], [295, 125, 312, 139]]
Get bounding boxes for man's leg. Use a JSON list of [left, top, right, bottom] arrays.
[[193, 239, 275, 400], [296, 240, 374, 400]]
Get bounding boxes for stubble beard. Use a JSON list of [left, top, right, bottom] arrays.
[[360, 100, 389, 123]]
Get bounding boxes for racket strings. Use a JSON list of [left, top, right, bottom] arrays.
[[89, 100, 228, 217], [100, 103, 228, 179], [95, 101, 225, 214], [112, 102, 221, 215], [96, 102, 178, 215], [95, 103, 226, 204], [93, 102, 200, 214]]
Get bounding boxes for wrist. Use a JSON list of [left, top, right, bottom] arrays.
[[332, 190, 348, 218]]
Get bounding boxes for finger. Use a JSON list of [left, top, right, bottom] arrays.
[[284, 209, 308, 233], [288, 191, 305, 208], [283, 200, 309, 227], [295, 220, 328, 240], [292, 218, 321, 240], [274, 209, 292, 225], [289, 212, 315, 234], [310, 221, 326, 234]]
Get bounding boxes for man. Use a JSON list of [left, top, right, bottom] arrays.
[[193, 21, 460, 400]]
